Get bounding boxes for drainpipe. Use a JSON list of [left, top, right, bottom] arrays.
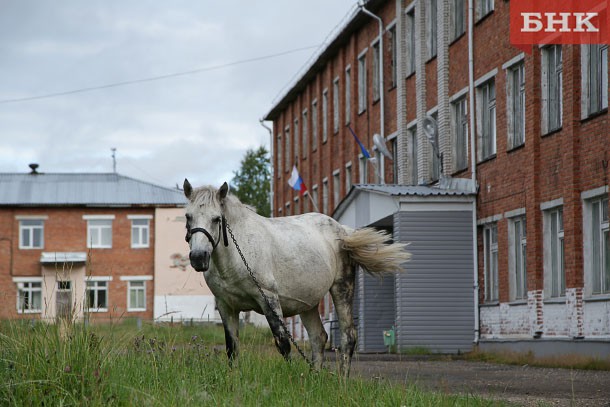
[[468, 0, 480, 344], [359, 3, 385, 184], [259, 119, 274, 217]]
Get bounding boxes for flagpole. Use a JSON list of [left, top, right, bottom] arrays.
[[306, 191, 320, 213]]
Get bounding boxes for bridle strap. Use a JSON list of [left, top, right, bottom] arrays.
[[188, 215, 229, 249]]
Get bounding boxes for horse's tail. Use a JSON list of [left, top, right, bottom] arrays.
[[341, 227, 411, 274]]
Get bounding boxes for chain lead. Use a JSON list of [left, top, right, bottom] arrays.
[[225, 221, 313, 368]]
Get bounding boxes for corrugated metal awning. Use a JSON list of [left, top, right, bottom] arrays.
[[40, 252, 88, 264]]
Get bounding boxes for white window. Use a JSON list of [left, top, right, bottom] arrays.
[[345, 67, 352, 125], [508, 62, 525, 149], [590, 196, 609, 295], [333, 170, 340, 209], [358, 53, 367, 113], [312, 99, 319, 151], [294, 118, 299, 161], [372, 41, 381, 101], [322, 89, 329, 143], [451, 0, 466, 41], [542, 45, 562, 134], [312, 185, 319, 212], [359, 155, 368, 184], [345, 162, 353, 191], [477, 79, 496, 161], [509, 216, 527, 301], [333, 78, 340, 133], [86, 278, 110, 312], [390, 136, 399, 183], [389, 25, 397, 87], [544, 206, 565, 298], [302, 109, 308, 159], [284, 125, 291, 170], [583, 44, 608, 116], [408, 125, 419, 185], [19, 219, 44, 249], [478, 0, 494, 20], [430, 111, 440, 182], [85, 216, 114, 249], [129, 216, 151, 248], [483, 223, 499, 303], [426, 0, 437, 60], [452, 97, 468, 172], [121, 276, 151, 312], [322, 178, 329, 214], [15, 279, 42, 313], [406, 8, 416, 76]]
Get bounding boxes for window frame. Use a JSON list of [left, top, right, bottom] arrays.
[[452, 96, 469, 172], [541, 45, 563, 134], [583, 44, 609, 116], [121, 276, 152, 312], [333, 77, 340, 134], [358, 51, 368, 114], [451, 0, 466, 41], [18, 218, 45, 249], [507, 61, 526, 149], [477, 78, 497, 161], [129, 215, 152, 249], [85, 277, 111, 312], [311, 99, 319, 151], [372, 40, 381, 102], [405, 8, 416, 76], [345, 66, 352, 125], [322, 88, 329, 143], [302, 109, 308, 159], [15, 278, 43, 314], [84, 215, 114, 249], [483, 223, 499, 303], [543, 205, 565, 299], [508, 215, 527, 301]]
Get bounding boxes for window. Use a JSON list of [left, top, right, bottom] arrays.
[[477, 79, 496, 161], [16, 279, 42, 313], [406, 9, 416, 75], [322, 89, 328, 143], [284, 126, 291, 170], [312, 185, 319, 212], [359, 155, 368, 184], [285, 202, 291, 216], [390, 136, 399, 183], [345, 67, 351, 124], [322, 179, 329, 215], [583, 44, 608, 116], [130, 216, 151, 248], [372, 41, 381, 101], [408, 125, 419, 185], [277, 133, 282, 174], [294, 197, 299, 215], [451, 0, 465, 41], [85, 216, 114, 248], [508, 62, 525, 149], [452, 97, 468, 172], [591, 197, 609, 295], [427, 0, 437, 60], [121, 276, 151, 312], [333, 170, 340, 209], [333, 78, 340, 133], [544, 207, 565, 298], [302, 110, 308, 159], [478, 0, 494, 20], [484, 223, 499, 302], [294, 118, 299, 161], [312, 100, 318, 151], [345, 163, 352, 191], [19, 219, 44, 249], [389, 25, 397, 87], [430, 111, 440, 182], [86, 279, 109, 312], [358, 53, 367, 113], [542, 45, 562, 134], [303, 192, 309, 213], [509, 216, 527, 301]]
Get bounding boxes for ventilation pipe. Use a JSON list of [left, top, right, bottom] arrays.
[[359, 2, 385, 184]]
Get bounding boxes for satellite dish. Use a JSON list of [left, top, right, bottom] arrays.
[[373, 134, 393, 160], [422, 115, 437, 148]]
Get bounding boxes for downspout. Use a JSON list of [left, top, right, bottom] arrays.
[[259, 119, 274, 217], [468, 0, 480, 344], [359, 3, 385, 184]]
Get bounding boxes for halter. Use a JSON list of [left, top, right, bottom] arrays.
[[186, 215, 229, 249]]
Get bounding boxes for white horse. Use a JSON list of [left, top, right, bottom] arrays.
[[183, 180, 410, 376]]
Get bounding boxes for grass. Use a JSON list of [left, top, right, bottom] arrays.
[[0, 319, 502, 406], [460, 348, 610, 371]]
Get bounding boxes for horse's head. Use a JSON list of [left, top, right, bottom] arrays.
[[183, 179, 229, 272]]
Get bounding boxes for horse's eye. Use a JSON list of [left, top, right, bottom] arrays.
[[212, 216, 221, 224]]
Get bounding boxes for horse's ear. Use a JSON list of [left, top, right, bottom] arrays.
[[183, 179, 193, 200], [217, 182, 229, 202]]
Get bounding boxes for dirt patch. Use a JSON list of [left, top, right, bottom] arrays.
[[335, 353, 610, 406]]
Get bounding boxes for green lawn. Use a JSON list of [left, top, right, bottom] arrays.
[[0, 320, 501, 406]]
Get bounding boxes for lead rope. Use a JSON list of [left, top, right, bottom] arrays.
[[224, 221, 313, 368]]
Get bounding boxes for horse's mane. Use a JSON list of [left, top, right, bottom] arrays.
[[190, 185, 256, 213]]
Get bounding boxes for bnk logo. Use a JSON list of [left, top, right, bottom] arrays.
[[510, 0, 608, 53]]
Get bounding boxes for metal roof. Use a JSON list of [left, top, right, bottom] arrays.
[[352, 183, 476, 197], [0, 173, 186, 207]]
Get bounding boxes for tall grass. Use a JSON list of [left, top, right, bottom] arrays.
[[0, 320, 501, 406]]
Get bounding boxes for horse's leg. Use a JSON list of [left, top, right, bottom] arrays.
[[299, 306, 328, 371], [216, 300, 240, 362], [329, 266, 357, 378], [260, 292, 291, 360]]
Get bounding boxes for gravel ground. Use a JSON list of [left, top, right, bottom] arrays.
[[331, 353, 610, 406]]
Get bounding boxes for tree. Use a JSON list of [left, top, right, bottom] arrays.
[[231, 146, 271, 217]]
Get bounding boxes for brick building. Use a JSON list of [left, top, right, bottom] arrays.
[[264, 0, 608, 356], [0, 166, 187, 322]]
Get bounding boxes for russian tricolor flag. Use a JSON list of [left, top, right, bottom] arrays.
[[288, 165, 307, 196]]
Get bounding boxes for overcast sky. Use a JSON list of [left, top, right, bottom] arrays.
[[0, 1, 357, 189]]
